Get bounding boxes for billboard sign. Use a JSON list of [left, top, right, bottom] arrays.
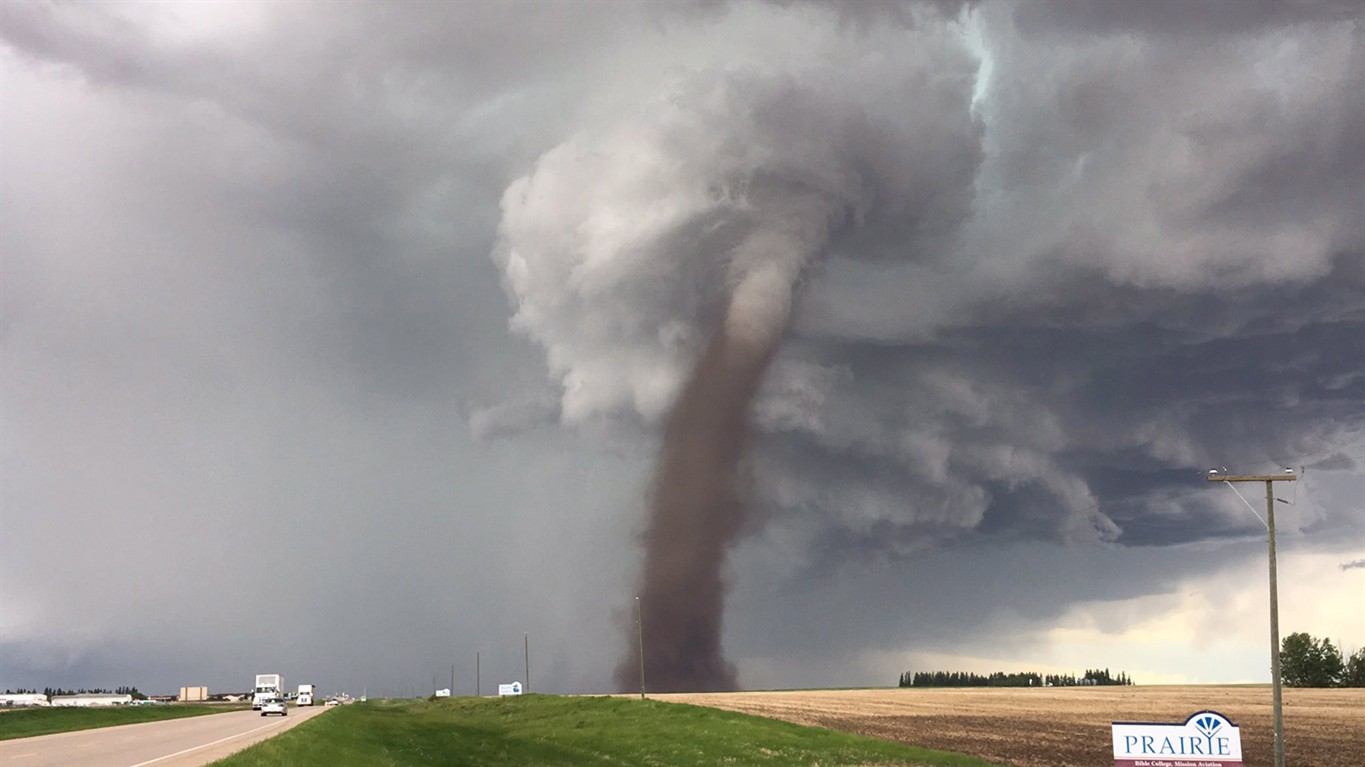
[[497, 682, 522, 696], [1112, 710, 1242, 767]]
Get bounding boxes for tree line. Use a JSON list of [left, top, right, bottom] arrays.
[[896, 632, 1364, 690], [1280, 632, 1365, 687], [2, 686, 145, 699], [898, 668, 1133, 687]]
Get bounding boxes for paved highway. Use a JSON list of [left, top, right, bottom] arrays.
[[0, 705, 328, 767]]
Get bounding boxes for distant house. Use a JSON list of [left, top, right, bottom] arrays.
[[50, 693, 133, 707], [0, 693, 49, 707]]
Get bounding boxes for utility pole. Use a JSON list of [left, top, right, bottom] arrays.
[[524, 633, 530, 694], [636, 595, 646, 699], [451, 663, 455, 697], [476, 651, 480, 697], [1207, 468, 1296, 767]]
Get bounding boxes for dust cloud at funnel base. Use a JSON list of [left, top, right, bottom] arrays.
[[613, 321, 780, 693]]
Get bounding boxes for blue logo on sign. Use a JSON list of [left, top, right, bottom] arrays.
[[1195, 714, 1223, 740]]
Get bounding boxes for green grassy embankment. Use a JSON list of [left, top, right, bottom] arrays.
[[0, 704, 243, 740], [209, 694, 1004, 767]]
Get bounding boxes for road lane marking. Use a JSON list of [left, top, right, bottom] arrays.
[[5, 753, 37, 760], [126, 719, 286, 767]]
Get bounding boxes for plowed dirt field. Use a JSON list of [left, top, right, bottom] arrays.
[[660, 686, 1364, 767]]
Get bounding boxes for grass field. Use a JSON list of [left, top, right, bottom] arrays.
[[208, 695, 1005, 767], [0, 703, 242, 740], [661, 686, 1365, 767]]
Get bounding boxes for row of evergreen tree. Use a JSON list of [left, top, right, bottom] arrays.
[[3, 686, 143, 698], [898, 668, 1133, 687]]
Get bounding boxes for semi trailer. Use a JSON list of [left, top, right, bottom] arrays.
[[252, 674, 284, 709]]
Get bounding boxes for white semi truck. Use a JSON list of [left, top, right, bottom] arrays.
[[252, 674, 284, 710], [296, 683, 315, 706]]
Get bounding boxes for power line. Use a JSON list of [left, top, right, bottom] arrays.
[[1206, 467, 1297, 767]]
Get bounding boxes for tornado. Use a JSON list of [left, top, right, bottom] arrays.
[[615, 226, 820, 693], [488, 73, 858, 693]]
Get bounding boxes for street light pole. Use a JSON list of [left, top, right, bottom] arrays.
[[1207, 469, 1296, 767], [636, 595, 646, 699]]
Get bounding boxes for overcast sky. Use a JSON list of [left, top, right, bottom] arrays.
[[2, 0, 1362, 698]]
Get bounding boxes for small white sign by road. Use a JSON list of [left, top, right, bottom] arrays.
[[497, 682, 522, 696], [1112, 710, 1242, 767]]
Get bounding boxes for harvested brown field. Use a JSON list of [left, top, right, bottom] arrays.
[[658, 686, 1364, 767]]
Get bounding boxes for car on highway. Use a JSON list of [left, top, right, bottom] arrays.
[[260, 697, 287, 716]]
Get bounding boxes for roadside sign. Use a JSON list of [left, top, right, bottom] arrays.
[[1112, 710, 1242, 767], [497, 682, 522, 696]]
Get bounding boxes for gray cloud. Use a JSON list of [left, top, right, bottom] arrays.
[[3, 0, 1362, 696], [1012, 0, 1362, 38]]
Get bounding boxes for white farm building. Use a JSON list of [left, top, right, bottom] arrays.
[[50, 693, 133, 707], [0, 693, 49, 707]]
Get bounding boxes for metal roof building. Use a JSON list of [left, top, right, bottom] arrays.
[[0, 694, 49, 707], [50, 693, 133, 707]]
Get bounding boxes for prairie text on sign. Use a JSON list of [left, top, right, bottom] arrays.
[[1111, 711, 1242, 767]]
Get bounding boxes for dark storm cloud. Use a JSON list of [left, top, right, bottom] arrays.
[[0, 1, 589, 408], [0, 1, 617, 696], [731, 541, 1223, 649], [485, 0, 1362, 688], [1013, 0, 1361, 38], [1312, 452, 1360, 472], [3, 0, 1362, 696], [759, 252, 1363, 562]]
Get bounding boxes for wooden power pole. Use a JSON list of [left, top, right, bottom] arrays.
[[1207, 468, 1296, 767]]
